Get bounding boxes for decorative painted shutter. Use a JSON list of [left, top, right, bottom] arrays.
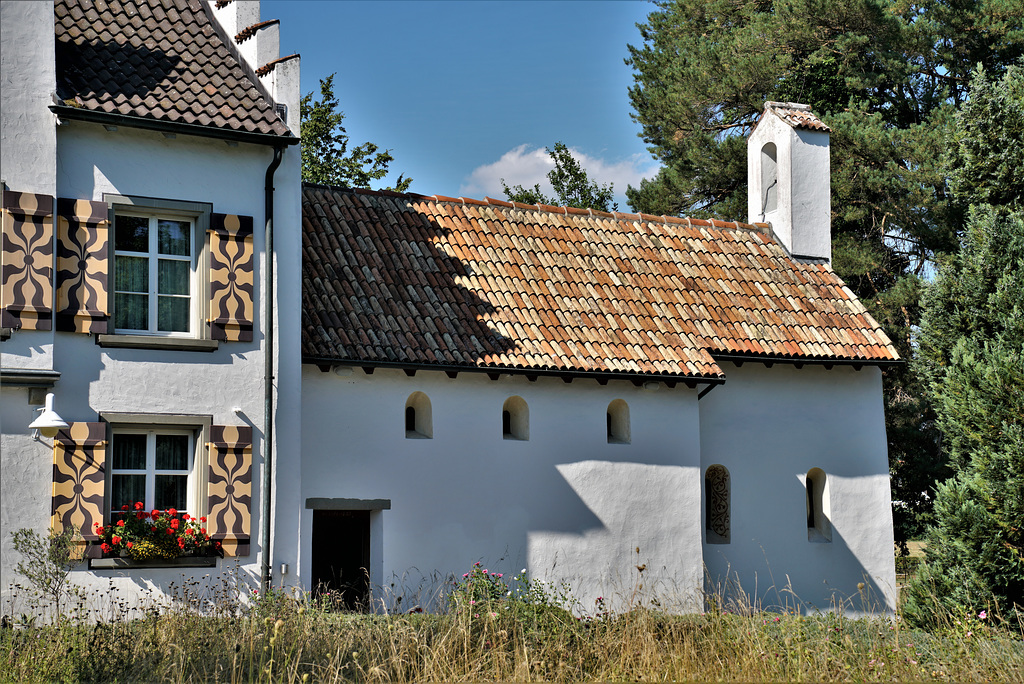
[[1, 190, 54, 330], [56, 198, 110, 333], [207, 425, 252, 556], [208, 213, 254, 342], [52, 422, 107, 558]]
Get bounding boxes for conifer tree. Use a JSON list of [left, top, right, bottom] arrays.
[[903, 66, 1024, 625]]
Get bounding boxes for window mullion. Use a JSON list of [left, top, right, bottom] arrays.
[[149, 217, 159, 332]]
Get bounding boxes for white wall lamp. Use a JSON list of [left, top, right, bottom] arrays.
[[29, 392, 69, 440]]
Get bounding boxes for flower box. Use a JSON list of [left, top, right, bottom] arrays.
[[92, 503, 223, 564]]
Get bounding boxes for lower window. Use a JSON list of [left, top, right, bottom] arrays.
[[109, 429, 198, 520]]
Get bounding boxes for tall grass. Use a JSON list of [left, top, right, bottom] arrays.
[[2, 565, 1022, 683]]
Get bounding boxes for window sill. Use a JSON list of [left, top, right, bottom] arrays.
[[97, 335, 219, 352], [89, 556, 219, 570]]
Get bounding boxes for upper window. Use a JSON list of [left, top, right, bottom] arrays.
[[405, 391, 432, 439], [109, 428, 199, 520], [606, 399, 630, 444], [761, 142, 778, 216], [113, 214, 195, 335], [502, 396, 528, 440], [107, 195, 212, 339]]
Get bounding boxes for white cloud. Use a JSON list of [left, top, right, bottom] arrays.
[[459, 144, 661, 209]]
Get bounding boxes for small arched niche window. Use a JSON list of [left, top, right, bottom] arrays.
[[606, 399, 630, 444], [806, 467, 831, 542], [502, 396, 529, 440], [705, 465, 730, 544], [761, 142, 778, 217], [405, 392, 432, 439]]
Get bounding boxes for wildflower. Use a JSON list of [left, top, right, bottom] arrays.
[[463, 573, 469, 578], [470, 600, 476, 605], [979, 610, 987, 619], [966, 631, 973, 637], [496, 573, 503, 578]]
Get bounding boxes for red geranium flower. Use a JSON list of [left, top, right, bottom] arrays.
[[177, 538, 185, 549], [168, 508, 178, 517], [100, 543, 111, 554], [95, 526, 105, 536], [151, 509, 160, 519], [170, 519, 180, 529], [126, 541, 133, 549], [116, 519, 125, 527], [111, 535, 121, 545], [200, 516, 207, 523], [121, 504, 130, 511], [167, 529, 175, 535], [134, 502, 144, 511], [200, 528, 207, 535]]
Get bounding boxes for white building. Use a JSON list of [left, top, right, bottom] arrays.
[[2, 0, 899, 618]]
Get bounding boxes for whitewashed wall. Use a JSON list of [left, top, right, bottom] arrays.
[[699, 362, 896, 614], [1, 121, 304, 611], [299, 367, 705, 613]]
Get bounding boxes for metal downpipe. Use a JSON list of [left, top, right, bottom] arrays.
[[261, 145, 284, 592]]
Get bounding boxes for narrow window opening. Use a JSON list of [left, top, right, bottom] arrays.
[[606, 399, 630, 444], [705, 465, 730, 544], [405, 392, 432, 439], [806, 467, 831, 542], [502, 396, 528, 440], [761, 142, 778, 217]]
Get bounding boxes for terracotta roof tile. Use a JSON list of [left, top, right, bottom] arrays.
[[301, 185, 899, 377], [763, 101, 831, 132], [54, 0, 290, 138]]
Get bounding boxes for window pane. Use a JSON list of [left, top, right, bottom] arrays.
[[156, 434, 190, 470], [115, 255, 149, 293], [112, 434, 147, 469], [155, 475, 188, 511], [115, 215, 149, 252], [158, 220, 191, 256], [158, 296, 190, 332], [158, 259, 190, 295], [111, 474, 146, 511], [114, 293, 148, 330]]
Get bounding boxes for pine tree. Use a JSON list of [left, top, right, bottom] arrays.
[[903, 66, 1024, 625], [624, 0, 1024, 546]]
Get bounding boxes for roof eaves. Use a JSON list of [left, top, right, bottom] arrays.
[[50, 104, 299, 146]]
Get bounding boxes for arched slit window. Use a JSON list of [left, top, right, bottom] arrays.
[[502, 396, 528, 440], [705, 465, 730, 544], [405, 392, 432, 439], [806, 467, 831, 542], [761, 142, 778, 217], [606, 399, 630, 444]]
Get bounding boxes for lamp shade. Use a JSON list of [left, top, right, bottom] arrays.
[[29, 393, 69, 438]]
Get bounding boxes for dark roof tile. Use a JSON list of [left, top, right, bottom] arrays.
[[55, 0, 290, 138]]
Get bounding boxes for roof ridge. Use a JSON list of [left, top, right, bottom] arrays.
[[300, 182, 771, 236]]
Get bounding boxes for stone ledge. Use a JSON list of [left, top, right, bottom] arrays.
[[97, 335, 219, 352], [89, 556, 218, 570]]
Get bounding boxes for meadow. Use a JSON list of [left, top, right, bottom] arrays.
[[2, 560, 1022, 683]]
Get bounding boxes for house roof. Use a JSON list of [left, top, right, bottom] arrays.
[[762, 102, 831, 133], [301, 185, 899, 380], [54, 0, 291, 139]]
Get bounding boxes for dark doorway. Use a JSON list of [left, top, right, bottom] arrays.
[[311, 510, 370, 610]]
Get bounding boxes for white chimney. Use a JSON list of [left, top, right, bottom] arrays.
[[747, 102, 831, 262]]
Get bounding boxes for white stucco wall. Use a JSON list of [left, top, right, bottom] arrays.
[[699, 362, 896, 614], [0, 0, 58, 369], [299, 367, 705, 613], [1, 121, 304, 611]]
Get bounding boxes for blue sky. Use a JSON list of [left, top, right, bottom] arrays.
[[263, 0, 660, 209]]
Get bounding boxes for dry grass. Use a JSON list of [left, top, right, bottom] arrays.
[[2, 571, 1022, 683]]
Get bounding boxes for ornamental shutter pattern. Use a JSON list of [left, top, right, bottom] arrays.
[[56, 198, 110, 333], [52, 422, 107, 558], [1, 190, 54, 330], [207, 425, 252, 556], [208, 214, 254, 342]]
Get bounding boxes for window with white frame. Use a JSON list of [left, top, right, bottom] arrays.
[[113, 213, 196, 335], [109, 429, 199, 520], [107, 196, 211, 339]]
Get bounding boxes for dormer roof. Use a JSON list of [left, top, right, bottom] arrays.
[[53, 0, 293, 141], [301, 185, 899, 381]]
